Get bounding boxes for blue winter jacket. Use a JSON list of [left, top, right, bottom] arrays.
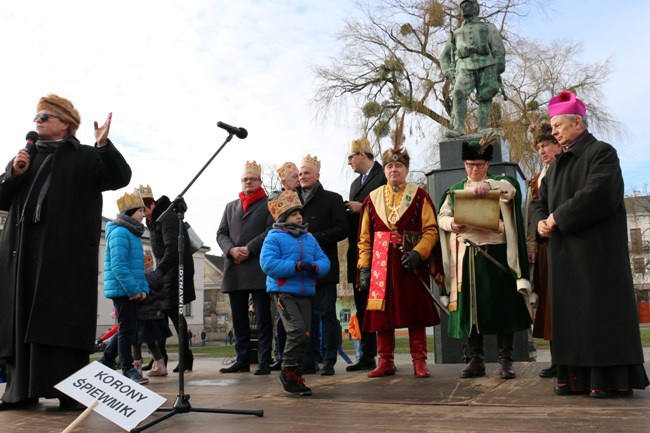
[[103, 221, 150, 299], [260, 228, 330, 297]]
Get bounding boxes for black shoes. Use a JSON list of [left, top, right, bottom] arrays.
[[280, 368, 312, 396], [459, 358, 486, 378], [538, 364, 558, 378], [553, 386, 588, 396], [0, 398, 39, 411], [302, 363, 320, 374], [269, 359, 282, 371], [173, 352, 193, 373], [220, 361, 250, 373], [345, 356, 377, 372], [58, 396, 85, 411], [589, 389, 633, 398], [321, 364, 335, 376], [254, 363, 271, 375]]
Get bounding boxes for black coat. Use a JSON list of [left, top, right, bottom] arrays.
[[346, 161, 386, 283], [147, 195, 196, 310], [298, 182, 348, 284], [530, 132, 644, 366], [0, 137, 131, 355], [217, 196, 273, 292]]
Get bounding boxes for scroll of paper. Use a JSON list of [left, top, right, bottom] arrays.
[[451, 189, 504, 233]]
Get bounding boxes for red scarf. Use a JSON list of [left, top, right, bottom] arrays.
[[239, 187, 267, 213]]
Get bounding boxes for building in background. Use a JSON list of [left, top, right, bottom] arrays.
[[626, 192, 650, 323]]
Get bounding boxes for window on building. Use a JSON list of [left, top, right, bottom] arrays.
[[184, 303, 192, 317], [630, 228, 643, 251], [633, 257, 645, 274]]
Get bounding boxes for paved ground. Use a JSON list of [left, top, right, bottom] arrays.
[[1, 354, 649, 433]]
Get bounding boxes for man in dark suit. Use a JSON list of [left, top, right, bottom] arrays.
[[344, 138, 386, 372], [297, 154, 348, 376]]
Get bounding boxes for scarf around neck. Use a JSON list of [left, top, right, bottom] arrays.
[[113, 213, 146, 237], [272, 221, 309, 237], [239, 187, 266, 213]]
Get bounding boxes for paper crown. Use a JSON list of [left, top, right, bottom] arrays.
[[349, 138, 372, 155], [268, 190, 303, 222], [37, 93, 81, 136], [276, 161, 298, 180], [548, 90, 586, 118], [300, 154, 321, 172], [117, 191, 145, 213], [243, 160, 262, 177], [135, 184, 154, 199]]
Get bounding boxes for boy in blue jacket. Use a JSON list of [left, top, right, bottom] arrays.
[[261, 190, 330, 396], [104, 191, 150, 385]]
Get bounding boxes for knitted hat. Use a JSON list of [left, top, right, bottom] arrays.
[[300, 154, 321, 172], [548, 90, 586, 118], [268, 190, 303, 222], [117, 191, 145, 213], [348, 138, 372, 155], [36, 94, 81, 136], [276, 161, 298, 180], [242, 160, 262, 177]]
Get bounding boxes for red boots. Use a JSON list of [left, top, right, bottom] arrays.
[[368, 330, 396, 378], [409, 327, 430, 378]]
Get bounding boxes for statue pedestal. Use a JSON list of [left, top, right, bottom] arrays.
[[425, 134, 533, 364]]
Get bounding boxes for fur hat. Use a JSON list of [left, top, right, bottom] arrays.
[[36, 94, 81, 136], [117, 191, 145, 213], [382, 112, 410, 167], [268, 190, 303, 222], [548, 90, 586, 118], [461, 130, 498, 161], [527, 121, 558, 148], [349, 138, 372, 155], [300, 154, 321, 172], [242, 160, 262, 177], [276, 162, 298, 180]]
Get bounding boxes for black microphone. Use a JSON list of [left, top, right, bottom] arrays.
[[217, 121, 248, 139], [18, 131, 39, 169]]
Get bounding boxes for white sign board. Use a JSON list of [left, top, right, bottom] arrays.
[[56, 361, 167, 431]]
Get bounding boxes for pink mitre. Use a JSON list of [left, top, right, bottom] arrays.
[[548, 90, 586, 117]]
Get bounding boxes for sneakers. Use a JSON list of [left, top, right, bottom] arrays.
[[280, 368, 311, 396], [124, 367, 149, 385]]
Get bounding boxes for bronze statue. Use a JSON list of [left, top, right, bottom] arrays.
[[441, 0, 506, 138]]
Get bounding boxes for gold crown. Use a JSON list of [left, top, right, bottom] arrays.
[[300, 154, 321, 172], [349, 138, 372, 155], [268, 190, 302, 221], [276, 161, 298, 180], [135, 184, 154, 199], [243, 160, 262, 177], [117, 191, 145, 213]]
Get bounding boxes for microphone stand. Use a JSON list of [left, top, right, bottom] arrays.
[[131, 132, 263, 433]]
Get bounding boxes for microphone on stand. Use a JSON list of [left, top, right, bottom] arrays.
[[18, 131, 39, 169], [217, 121, 248, 139]]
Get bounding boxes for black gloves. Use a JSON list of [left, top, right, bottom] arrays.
[[296, 262, 318, 275], [401, 250, 421, 270], [359, 267, 371, 290]]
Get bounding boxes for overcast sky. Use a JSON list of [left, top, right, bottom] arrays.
[[1, 1, 648, 255]]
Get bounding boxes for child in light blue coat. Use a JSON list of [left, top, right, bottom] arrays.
[[260, 190, 330, 396]]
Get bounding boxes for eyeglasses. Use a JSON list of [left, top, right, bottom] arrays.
[[33, 113, 62, 123], [347, 152, 360, 161], [241, 177, 260, 183], [465, 162, 487, 169]]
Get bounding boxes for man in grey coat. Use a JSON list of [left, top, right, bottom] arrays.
[[531, 90, 648, 397], [217, 161, 274, 375]]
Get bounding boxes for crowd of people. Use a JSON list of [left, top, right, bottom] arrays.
[[0, 88, 647, 410]]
